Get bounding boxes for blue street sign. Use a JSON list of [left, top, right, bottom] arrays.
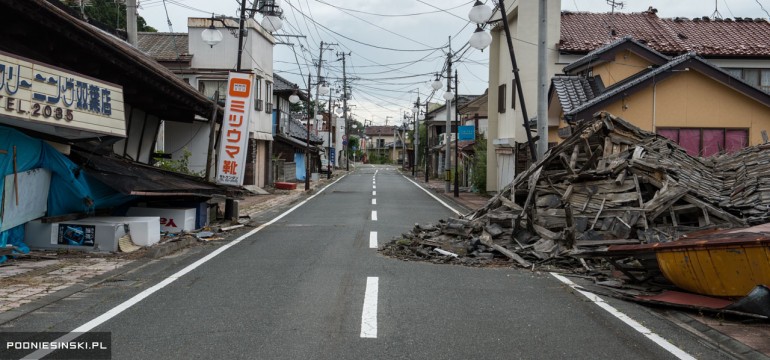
[[458, 125, 475, 141], [352, 146, 357, 151], [329, 148, 336, 165]]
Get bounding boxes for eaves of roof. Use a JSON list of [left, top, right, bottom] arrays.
[[565, 53, 770, 121]]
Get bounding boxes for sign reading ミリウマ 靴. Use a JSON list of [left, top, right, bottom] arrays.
[[0, 50, 125, 139]]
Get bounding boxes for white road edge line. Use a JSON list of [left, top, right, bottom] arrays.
[[23, 175, 349, 360], [360, 276, 379, 338], [550, 273, 696, 360], [402, 175, 462, 216], [369, 231, 377, 248], [372, 198, 376, 205], [371, 210, 378, 221]]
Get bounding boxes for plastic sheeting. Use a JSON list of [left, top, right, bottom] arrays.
[[0, 126, 130, 261]]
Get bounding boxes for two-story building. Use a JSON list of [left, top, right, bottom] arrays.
[[138, 16, 276, 188], [486, 2, 770, 192]]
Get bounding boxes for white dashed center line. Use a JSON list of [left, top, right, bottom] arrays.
[[371, 210, 378, 221], [369, 231, 378, 248], [360, 277, 379, 338], [372, 198, 376, 205]]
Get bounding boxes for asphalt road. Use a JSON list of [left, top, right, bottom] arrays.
[[3, 165, 732, 359]]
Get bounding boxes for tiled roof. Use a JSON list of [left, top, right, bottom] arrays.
[[552, 76, 597, 113], [565, 52, 697, 116], [560, 11, 770, 57], [663, 17, 770, 57], [364, 126, 397, 137], [287, 118, 323, 143], [136, 32, 192, 62], [563, 36, 669, 73], [560, 11, 687, 54], [273, 73, 309, 101]]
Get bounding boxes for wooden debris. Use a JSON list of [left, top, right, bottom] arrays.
[[380, 111, 770, 271]]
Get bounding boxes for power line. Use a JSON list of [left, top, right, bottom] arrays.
[[315, 0, 474, 17], [283, 0, 447, 52]]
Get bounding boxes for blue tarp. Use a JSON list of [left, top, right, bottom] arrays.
[[0, 126, 130, 262], [295, 153, 306, 181]]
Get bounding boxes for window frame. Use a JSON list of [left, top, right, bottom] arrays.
[[656, 127, 749, 157]]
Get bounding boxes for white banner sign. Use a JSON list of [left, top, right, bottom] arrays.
[[216, 71, 253, 186]]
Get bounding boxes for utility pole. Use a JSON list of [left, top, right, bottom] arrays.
[[327, 83, 333, 179], [126, 0, 137, 46], [413, 91, 420, 178], [424, 101, 429, 183], [314, 41, 324, 134], [454, 69, 459, 198], [236, 0, 247, 71], [536, 0, 549, 159], [339, 51, 351, 171], [445, 36, 452, 194], [306, 72, 312, 191]]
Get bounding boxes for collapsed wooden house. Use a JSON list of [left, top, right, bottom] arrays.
[[383, 111, 770, 268]]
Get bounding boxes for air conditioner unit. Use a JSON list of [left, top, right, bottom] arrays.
[[255, 99, 263, 111]]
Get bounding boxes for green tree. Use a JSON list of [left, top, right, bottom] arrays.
[[470, 133, 487, 193], [290, 99, 326, 118], [65, 0, 157, 32]]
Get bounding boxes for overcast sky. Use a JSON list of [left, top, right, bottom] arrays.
[[138, 0, 768, 125]]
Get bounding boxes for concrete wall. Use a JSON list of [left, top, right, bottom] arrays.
[[486, 0, 562, 192]]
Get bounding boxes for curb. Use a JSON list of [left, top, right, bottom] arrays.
[[0, 257, 149, 325], [661, 311, 770, 360]]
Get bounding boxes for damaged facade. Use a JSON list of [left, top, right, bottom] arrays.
[[382, 111, 770, 316], [0, 0, 234, 259], [486, 2, 770, 192]]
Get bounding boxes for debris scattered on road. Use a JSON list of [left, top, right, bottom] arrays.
[[382, 111, 770, 317]]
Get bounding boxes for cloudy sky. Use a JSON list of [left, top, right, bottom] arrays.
[[138, 0, 768, 125]]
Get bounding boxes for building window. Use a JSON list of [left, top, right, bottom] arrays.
[[198, 79, 227, 102], [657, 128, 748, 157], [498, 83, 506, 113], [254, 76, 263, 111], [377, 139, 385, 148], [265, 81, 273, 113], [725, 68, 770, 93]]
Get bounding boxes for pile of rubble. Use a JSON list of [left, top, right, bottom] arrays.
[[381, 111, 770, 270]]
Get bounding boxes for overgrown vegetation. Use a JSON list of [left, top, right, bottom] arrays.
[[153, 148, 203, 177], [470, 133, 487, 193]]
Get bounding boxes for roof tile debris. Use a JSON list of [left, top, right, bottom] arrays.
[[382, 111, 770, 269]]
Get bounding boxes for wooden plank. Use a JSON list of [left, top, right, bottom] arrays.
[[579, 145, 603, 173], [480, 231, 531, 268], [575, 239, 642, 246], [590, 197, 607, 229], [561, 184, 573, 203], [532, 223, 560, 241], [569, 144, 580, 169]]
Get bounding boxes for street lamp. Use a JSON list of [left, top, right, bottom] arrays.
[[469, 25, 492, 50], [468, 0, 493, 24], [467, 0, 537, 161]]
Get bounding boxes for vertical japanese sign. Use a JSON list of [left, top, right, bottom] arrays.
[[216, 72, 253, 186]]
